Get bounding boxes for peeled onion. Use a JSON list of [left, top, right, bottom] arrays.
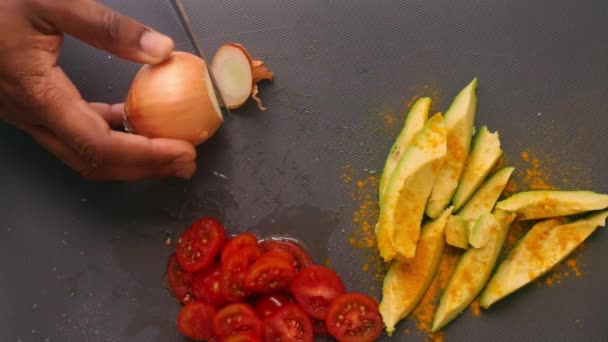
[[125, 51, 223, 146]]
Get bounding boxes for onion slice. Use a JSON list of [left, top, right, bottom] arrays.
[[211, 43, 274, 110]]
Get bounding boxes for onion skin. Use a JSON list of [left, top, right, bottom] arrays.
[[125, 51, 223, 146]]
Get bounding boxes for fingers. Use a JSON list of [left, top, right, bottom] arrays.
[[88, 102, 125, 128], [36, 0, 174, 65]]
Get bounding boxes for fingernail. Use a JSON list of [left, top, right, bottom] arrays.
[[174, 152, 195, 163], [174, 164, 196, 179], [140, 30, 174, 63]]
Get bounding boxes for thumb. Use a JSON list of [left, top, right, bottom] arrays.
[[37, 0, 174, 65]]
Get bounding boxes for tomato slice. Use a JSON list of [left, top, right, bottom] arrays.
[[221, 330, 262, 342], [192, 261, 226, 308], [212, 303, 263, 339], [252, 292, 293, 319], [325, 292, 383, 342], [220, 245, 261, 302], [167, 253, 193, 303], [244, 251, 296, 293], [221, 233, 258, 263], [176, 217, 226, 272], [262, 303, 314, 342], [289, 265, 346, 320], [259, 239, 313, 271], [177, 301, 217, 341]]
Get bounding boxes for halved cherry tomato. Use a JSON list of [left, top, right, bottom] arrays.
[[259, 239, 313, 271], [212, 303, 263, 339], [289, 265, 346, 320], [244, 251, 296, 293], [167, 253, 193, 303], [220, 245, 261, 302], [221, 330, 263, 342], [221, 233, 258, 263], [325, 292, 383, 342], [192, 262, 226, 308], [177, 301, 217, 341], [252, 292, 293, 319], [263, 303, 314, 342], [311, 317, 330, 336], [176, 217, 226, 272]]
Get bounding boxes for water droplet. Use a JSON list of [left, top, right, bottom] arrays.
[[31, 303, 38, 310], [82, 198, 86, 202]]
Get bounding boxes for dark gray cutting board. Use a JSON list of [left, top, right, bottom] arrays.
[[1, 0, 607, 341]]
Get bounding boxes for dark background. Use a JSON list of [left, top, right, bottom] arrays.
[[1, 0, 607, 341]]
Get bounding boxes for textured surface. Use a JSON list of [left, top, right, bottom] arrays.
[[1, 0, 607, 341]]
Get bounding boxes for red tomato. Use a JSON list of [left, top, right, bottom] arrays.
[[289, 265, 346, 320], [166, 253, 193, 303], [212, 303, 262, 339], [220, 245, 261, 302], [221, 330, 262, 342], [325, 293, 383, 342], [252, 292, 293, 319], [192, 262, 226, 308], [259, 239, 313, 271], [176, 217, 226, 272], [221, 233, 258, 263], [311, 317, 330, 336], [244, 251, 296, 293], [262, 303, 314, 342], [177, 301, 217, 341]]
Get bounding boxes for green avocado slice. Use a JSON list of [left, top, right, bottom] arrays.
[[452, 126, 503, 211], [457, 166, 515, 221], [379, 97, 430, 201], [495, 190, 608, 220], [468, 212, 500, 248], [432, 209, 516, 332], [375, 113, 447, 261], [445, 215, 469, 249], [479, 210, 608, 309], [426, 78, 478, 219], [379, 206, 453, 336]]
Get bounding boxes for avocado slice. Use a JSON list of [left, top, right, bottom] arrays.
[[479, 210, 608, 309], [495, 190, 608, 220], [379, 97, 430, 201], [432, 209, 516, 332], [457, 166, 515, 221], [375, 113, 447, 261], [379, 206, 453, 336], [452, 126, 503, 211], [469, 212, 500, 248], [445, 215, 469, 249], [426, 78, 478, 219]]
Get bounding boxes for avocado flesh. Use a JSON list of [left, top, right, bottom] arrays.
[[379, 207, 453, 336], [445, 215, 469, 249], [457, 167, 515, 221], [379, 97, 430, 201], [426, 78, 478, 219], [469, 212, 500, 248], [432, 209, 516, 332], [452, 126, 503, 211], [375, 113, 447, 261], [479, 210, 608, 309], [496, 190, 608, 220]]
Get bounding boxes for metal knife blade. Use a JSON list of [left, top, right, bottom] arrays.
[[173, 0, 231, 117]]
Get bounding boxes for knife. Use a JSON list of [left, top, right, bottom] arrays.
[[173, 0, 231, 117]]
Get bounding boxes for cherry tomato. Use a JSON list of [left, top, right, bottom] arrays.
[[311, 317, 330, 336], [176, 217, 226, 272], [289, 265, 346, 320], [244, 251, 296, 293], [220, 245, 261, 302], [167, 253, 193, 303], [221, 233, 258, 263], [252, 292, 293, 319], [192, 262, 226, 308], [221, 330, 262, 342], [325, 292, 383, 342], [177, 301, 217, 341], [263, 303, 314, 342], [212, 303, 262, 339], [259, 239, 313, 271]]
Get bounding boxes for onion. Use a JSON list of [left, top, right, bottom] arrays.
[[125, 51, 223, 146], [211, 43, 274, 110]]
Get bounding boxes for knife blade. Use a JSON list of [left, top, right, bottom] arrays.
[[173, 0, 231, 117]]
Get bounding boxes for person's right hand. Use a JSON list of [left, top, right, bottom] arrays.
[[0, 0, 197, 181]]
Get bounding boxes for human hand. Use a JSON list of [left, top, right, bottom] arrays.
[[0, 0, 197, 181]]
